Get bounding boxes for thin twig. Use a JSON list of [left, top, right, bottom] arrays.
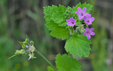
[[35, 49, 57, 71]]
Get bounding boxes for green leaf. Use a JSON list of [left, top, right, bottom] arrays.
[[65, 34, 91, 57], [73, 2, 93, 13], [50, 26, 70, 40], [51, 5, 67, 27], [46, 20, 58, 30], [47, 66, 54, 71], [56, 54, 81, 71], [46, 21, 70, 40], [81, 3, 93, 13], [44, 5, 58, 22]]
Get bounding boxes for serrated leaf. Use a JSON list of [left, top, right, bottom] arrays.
[[81, 3, 93, 13], [73, 2, 93, 13], [46, 20, 58, 30], [50, 26, 70, 40], [46, 20, 70, 40], [51, 5, 67, 27], [52, 12, 65, 24], [56, 54, 81, 71], [44, 5, 58, 22], [47, 66, 54, 71], [65, 34, 91, 57]]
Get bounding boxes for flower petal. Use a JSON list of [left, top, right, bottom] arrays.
[[84, 13, 90, 16], [70, 24, 75, 27], [83, 7, 86, 13], [85, 28, 89, 31], [90, 17, 95, 22], [67, 22, 71, 25], [90, 32, 95, 35], [86, 21, 92, 25], [87, 34, 91, 39], [75, 12, 79, 15], [28, 56, 31, 60], [71, 18, 76, 23], [66, 19, 70, 22], [79, 16, 83, 20], [78, 7, 81, 12], [83, 32, 86, 36], [90, 28, 94, 31], [83, 16, 88, 21], [84, 13, 91, 18]]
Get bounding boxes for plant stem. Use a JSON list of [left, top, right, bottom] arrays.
[[35, 49, 57, 71], [71, 27, 74, 33]]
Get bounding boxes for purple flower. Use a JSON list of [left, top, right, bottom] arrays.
[[26, 45, 29, 49], [66, 18, 76, 26], [28, 53, 36, 60], [83, 13, 95, 25], [83, 28, 95, 39], [28, 56, 31, 60], [75, 7, 87, 20]]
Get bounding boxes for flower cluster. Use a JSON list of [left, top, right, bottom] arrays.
[[66, 7, 95, 39], [9, 36, 36, 60]]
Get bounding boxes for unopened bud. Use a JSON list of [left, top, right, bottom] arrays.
[[30, 41, 34, 45]]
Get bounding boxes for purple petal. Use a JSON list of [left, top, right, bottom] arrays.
[[90, 32, 95, 35], [70, 18, 73, 20], [66, 18, 75, 26], [90, 17, 95, 22], [87, 14, 91, 18], [84, 13, 90, 16], [83, 16, 88, 21], [75, 12, 79, 15], [85, 28, 89, 31], [28, 56, 31, 60], [90, 28, 94, 31], [87, 34, 91, 39], [26, 45, 29, 49], [78, 7, 81, 12], [83, 32, 86, 36], [79, 16, 83, 20], [83, 7, 86, 13], [71, 18, 76, 22], [67, 22, 70, 25], [66, 19, 70, 22], [84, 13, 91, 18], [70, 24, 75, 26], [86, 21, 92, 25]]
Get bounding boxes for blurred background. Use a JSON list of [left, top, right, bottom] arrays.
[[0, 0, 113, 71]]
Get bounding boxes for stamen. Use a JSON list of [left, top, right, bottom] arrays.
[[71, 21, 74, 24]]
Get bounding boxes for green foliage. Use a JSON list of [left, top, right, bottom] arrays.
[[44, 5, 70, 40], [51, 5, 67, 27], [65, 34, 91, 57], [46, 21, 70, 40], [44, 5, 58, 22], [50, 26, 69, 40], [72, 2, 93, 13], [44, 3, 93, 40], [56, 54, 81, 71], [44, 4, 69, 28], [47, 66, 54, 71]]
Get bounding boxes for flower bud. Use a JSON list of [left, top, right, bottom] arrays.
[[25, 38, 29, 44], [28, 53, 36, 60], [30, 41, 34, 45], [22, 44, 26, 49]]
